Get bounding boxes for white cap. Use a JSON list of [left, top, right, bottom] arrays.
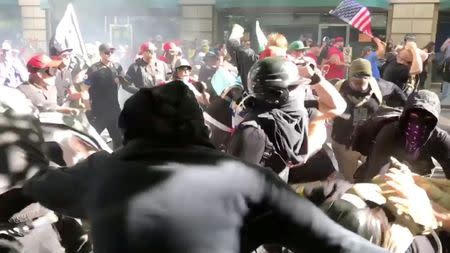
[[174, 59, 192, 69]]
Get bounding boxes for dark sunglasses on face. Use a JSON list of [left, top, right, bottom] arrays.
[[39, 67, 57, 76], [176, 66, 191, 72], [103, 51, 113, 55]]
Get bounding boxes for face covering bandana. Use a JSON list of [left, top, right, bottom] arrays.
[[405, 112, 433, 159]]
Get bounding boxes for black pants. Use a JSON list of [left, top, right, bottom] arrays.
[[90, 113, 122, 149], [418, 71, 428, 90]]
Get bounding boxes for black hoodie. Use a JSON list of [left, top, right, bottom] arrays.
[[227, 95, 309, 174], [357, 90, 450, 181]]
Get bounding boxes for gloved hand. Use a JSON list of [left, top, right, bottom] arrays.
[[0, 188, 34, 223]]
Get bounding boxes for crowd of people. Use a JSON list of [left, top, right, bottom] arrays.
[[0, 23, 449, 253]]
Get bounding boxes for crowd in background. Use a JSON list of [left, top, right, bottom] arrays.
[[0, 23, 450, 253]]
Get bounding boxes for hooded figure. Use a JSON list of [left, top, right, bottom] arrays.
[[227, 57, 311, 174], [15, 82, 388, 253], [355, 90, 450, 181]]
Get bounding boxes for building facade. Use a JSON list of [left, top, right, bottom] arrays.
[[2, 0, 450, 55]]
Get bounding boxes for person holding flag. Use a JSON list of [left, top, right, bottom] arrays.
[[330, 0, 373, 37]]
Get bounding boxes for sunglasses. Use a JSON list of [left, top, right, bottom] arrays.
[[176, 66, 191, 72], [103, 51, 114, 55], [39, 67, 57, 76]]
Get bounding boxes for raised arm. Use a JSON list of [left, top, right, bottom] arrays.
[[255, 169, 388, 253]]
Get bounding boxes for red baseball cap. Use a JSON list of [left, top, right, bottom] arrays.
[[163, 42, 180, 52], [139, 41, 157, 55], [26, 54, 62, 73], [335, 37, 344, 42]]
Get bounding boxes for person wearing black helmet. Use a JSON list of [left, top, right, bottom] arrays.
[[9, 82, 386, 253], [227, 56, 346, 182]]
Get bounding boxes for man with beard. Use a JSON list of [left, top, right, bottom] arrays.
[[125, 41, 170, 90], [4, 83, 387, 253], [332, 58, 382, 182], [355, 90, 450, 181]]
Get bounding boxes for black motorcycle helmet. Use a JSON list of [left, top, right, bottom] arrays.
[[247, 56, 308, 106]]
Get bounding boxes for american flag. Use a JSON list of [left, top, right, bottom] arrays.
[[330, 0, 373, 37]]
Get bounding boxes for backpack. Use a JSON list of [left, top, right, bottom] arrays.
[[237, 120, 289, 173], [350, 106, 402, 156]]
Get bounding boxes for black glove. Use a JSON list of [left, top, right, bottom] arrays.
[[0, 188, 34, 223]]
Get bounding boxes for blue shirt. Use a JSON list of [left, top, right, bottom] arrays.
[[365, 51, 380, 79]]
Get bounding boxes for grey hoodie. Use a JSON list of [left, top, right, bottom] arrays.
[[358, 90, 450, 181]]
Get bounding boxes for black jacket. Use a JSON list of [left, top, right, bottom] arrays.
[[332, 80, 381, 146], [356, 91, 450, 181], [377, 79, 407, 108], [226, 39, 258, 91], [22, 139, 386, 253], [85, 61, 122, 116], [381, 56, 410, 90]]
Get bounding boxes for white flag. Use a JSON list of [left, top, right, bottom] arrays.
[[50, 4, 87, 60], [255, 20, 267, 52]]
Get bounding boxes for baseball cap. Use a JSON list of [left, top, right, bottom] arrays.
[[163, 42, 181, 53], [26, 54, 62, 73], [288, 41, 309, 52], [350, 58, 372, 78], [335, 37, 344, 43], [98, 43, 115, 53], [139, 41, 157, 55], [174, 59, 192, 70]]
